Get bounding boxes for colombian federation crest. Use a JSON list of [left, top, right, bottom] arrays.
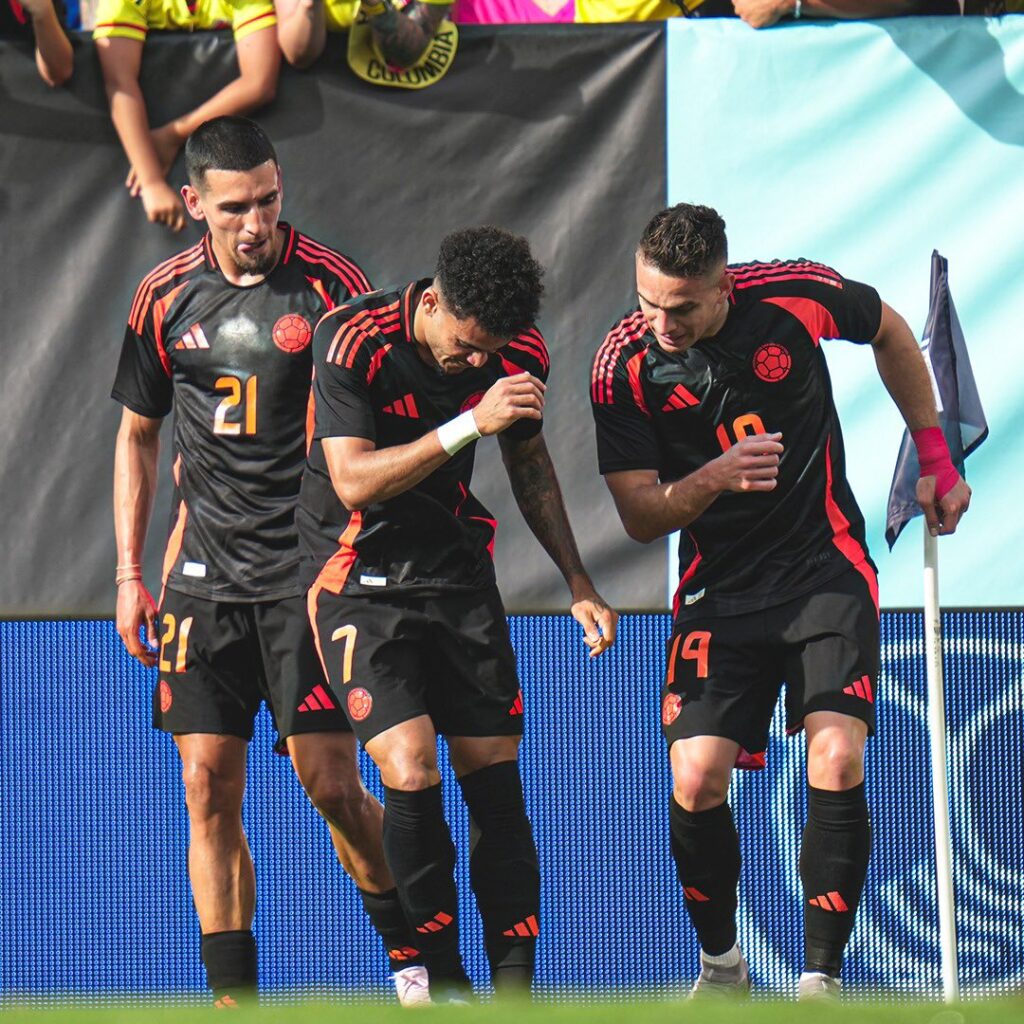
[[347, 2, 459, 90]]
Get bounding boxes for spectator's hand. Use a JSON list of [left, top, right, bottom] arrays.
[[127, 125, 184, 196], [18, 0, 54, 16], [139, 181, 187, 232], [732, 0, 795, 28]]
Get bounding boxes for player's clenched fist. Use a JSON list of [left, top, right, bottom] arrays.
[[709, 432, 784, 493], [472, 372, 546, 436]]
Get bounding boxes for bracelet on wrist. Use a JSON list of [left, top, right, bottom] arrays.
[[792, 0, 802, 17], [436, 410, 482, 457]]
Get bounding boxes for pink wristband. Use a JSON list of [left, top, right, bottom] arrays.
[[912, 427, 959, 501]]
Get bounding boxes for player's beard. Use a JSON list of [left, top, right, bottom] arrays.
[[236, 245, 279, 277]]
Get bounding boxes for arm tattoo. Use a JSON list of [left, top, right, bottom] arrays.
[[502, 434, 588, 586], [369, 0, 450, 69]]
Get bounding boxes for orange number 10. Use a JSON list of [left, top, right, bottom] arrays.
[[715, 413, 767, 453]]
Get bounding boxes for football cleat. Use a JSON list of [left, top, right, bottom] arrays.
[[689, 946, 751, 998], [393, 964, 431, 1007], [797, 971, 842, 1001]]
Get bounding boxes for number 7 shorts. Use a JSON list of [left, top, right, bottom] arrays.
[[308, 585, 524, 744]]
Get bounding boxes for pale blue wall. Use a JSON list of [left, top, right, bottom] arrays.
[[666, 18, 1022, 607]]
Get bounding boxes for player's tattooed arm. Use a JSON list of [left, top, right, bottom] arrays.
[[366, 0, 451, 69], [500, 432, 618, 657]]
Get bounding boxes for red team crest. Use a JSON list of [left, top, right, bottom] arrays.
[[272, 314, 313, 353], [347, 687, 373, 721], [460, 391, 486, 414], [752, 343, 792, 382], [159, 680, 173, 713], [662, 692, 682, 726]]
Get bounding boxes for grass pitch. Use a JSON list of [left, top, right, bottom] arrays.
[[3, 997, 1021, 1024]]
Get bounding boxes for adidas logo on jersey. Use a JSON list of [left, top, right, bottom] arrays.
[[175, 323, 210, 350], [383, 394, 420, 418], [662, 383, 700, 412]]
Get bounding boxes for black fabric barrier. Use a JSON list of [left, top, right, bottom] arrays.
[[0, 26, 667, 616]]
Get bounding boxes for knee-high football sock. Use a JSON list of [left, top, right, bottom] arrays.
[[200, 929, 257, 1006], [358, 886, 424, 972], [382, 784, 467, 986], [458, 761, 540, 992], [800, 782, 871, 977], [669, 798, 740, 956]]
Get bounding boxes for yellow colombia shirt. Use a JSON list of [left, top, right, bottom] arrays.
[[575, 0, 681, 20], [93, 0, 276, 41]]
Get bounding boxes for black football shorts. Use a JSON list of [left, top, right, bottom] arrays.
[[308, 585, 523, 745], [154, 588, 351, 747], [660, 567, 880, 769]]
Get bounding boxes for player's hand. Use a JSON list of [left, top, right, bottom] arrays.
[[138, 181, 187, 232], [472, 373, 546, 436], [916, 473, 971, 536], [732, 0, 793, 28], [116, 579, 159, 668], [570, 587, 618, 658], [709, 432, 783, 493]]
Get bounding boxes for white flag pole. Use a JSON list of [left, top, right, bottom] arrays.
[[923, 524, 959, 1003]]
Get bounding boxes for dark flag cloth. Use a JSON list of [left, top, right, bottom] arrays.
[[885, 251, 988, 549]]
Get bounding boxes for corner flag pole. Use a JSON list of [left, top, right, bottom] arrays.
[[923, 527, 959, 1003]]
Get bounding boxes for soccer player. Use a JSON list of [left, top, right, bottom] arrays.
[[590, 204, 970, 999], [94, 0, 280, 232], [112, 116, 428, 1007], [299, 227, 617, 998]]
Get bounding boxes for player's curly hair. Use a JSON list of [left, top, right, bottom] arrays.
[[185, 116, 277, 188], [638, 204, 728, 279], [435, 227, 544, 339]]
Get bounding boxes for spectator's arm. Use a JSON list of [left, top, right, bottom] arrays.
[[733, 0, 919, 29], [21, 0, 73, 87], [367, 0, 450, 70], [274, 0, 326, 68], [95, 35, 187, 231], [151, 25, 280, 160]]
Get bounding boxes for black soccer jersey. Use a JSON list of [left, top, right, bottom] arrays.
[[591, 260, 883, 620], [112, 224, 371, 602], [297, 281, 550, 598]]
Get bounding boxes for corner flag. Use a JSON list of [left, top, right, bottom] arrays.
[[885, 251, 988, 549]]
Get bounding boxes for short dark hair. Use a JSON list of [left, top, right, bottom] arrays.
[[184, 116, 277, 188], [638, 203, 728, 279], [435, 226, 544, 339]]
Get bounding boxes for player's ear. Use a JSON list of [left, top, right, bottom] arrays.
[[181, 184, 207, 223], [421, 285, 439, 318]]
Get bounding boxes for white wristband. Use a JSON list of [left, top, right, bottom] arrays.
[[436, 410, 481, 456], [793, 0, 802, 16]]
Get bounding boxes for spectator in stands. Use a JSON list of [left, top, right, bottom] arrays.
[[93, 0, 280, 232], [275, 0, 454, 82], [1, 0, 73, 87]]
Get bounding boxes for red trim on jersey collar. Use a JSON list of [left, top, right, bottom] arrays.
[[281, 223, 297, 264], [401, 281, 425, 344], [203, 233, 217, 270]]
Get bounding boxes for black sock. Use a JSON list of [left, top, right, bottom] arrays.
[[199, 929, 257, 1004], [458, 761, 540, 993], [669, 798, 740, 956], [382, 784, 467, 986], [358, 886, 424, 972], [800, 782, 871, 977]]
